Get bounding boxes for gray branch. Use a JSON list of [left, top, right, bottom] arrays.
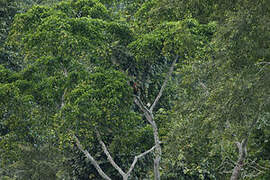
[[126, 145, 157, 176], [96, 130, 157, 180], [230, 138, 248, 180], [134, 96, 154, 125], [96, 130, 126, 177], [74, 135, 111, 180], [257, 62, 270, 65], [150, 55, 178, 112], [133, 55, 178, 180]]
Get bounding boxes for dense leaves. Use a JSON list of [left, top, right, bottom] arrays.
[[1, 0, 269, 179]]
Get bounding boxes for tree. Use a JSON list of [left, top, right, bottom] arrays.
[[3, 0, 269, 179], [7, 0, 157, 179], [163, 0, 270, 179]]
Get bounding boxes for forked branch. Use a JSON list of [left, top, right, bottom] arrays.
[[74, 135, 111, 180], [126, 145, 157, 176], [96, 130, 126, 177], [96, 130, 157, 179], [230, 118, 258, 180], [134, 96, 154, 125], [75, 131, 157, 179]]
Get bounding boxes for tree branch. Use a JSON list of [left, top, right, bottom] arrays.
[[134, 96, 151, 114], [132, 55, 178, 180], [230, 138, 248, 180], [230, 116, 259, 180], [257, 62, 270, 65], [134, 96, 154, 125], [75, 129, 158, 179], [96, 130, 126, 177], [150, 55, 178, 112], [60, 88, 67, 109], [60, 67, 68, 109], [126, 145, 157, 176], [74, 135, 111, 180]]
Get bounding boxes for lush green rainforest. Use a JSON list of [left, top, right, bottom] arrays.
[[0, 0, 269, 179]]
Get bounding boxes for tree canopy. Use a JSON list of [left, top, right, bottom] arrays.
[[1, 0, 269, 179]]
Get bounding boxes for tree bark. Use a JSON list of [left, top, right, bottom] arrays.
[[74, 56, 178, 179], [230, 118, 258, 180], [74, 135, 111, 180], [135, 97, 161, 180], [230, 139, 247, 180], [96, 130, 126, 177], [134, 55, 178, 180], [153, 121, 161, 180], [75, 132, 156, 180]]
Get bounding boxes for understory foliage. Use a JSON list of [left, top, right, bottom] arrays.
[[0, 0, 269, 179]]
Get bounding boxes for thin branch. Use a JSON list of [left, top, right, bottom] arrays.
[[96, 130, 126, 177], [134, 96, 154, 125], [216, 156, 236, 170], [60, 88, 67, 109], [199, 81, 209, 95], [150, 55, 178, 112], [134, 96, 151, 114], [60, 67, 68, 109], [74, 135, 111, 180], [247, 118, 258, 137], [257, 62, 270, 65], [63, 67, 68, 77], [132, 55, 179, 180], [126, 145, 157, 176]]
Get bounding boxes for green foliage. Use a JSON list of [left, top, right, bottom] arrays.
[[55, 0, 110, 19], [1, 143, 69, 180], [1, 0, 270, 179], [163, 1, 270, 178]]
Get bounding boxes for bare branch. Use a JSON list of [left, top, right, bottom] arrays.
[[63, 67, 68, 77], [134, 96, 151, 114], [132, 55, 179, 180], [60, 88, 67, 109], [257, 62, 270, 65], [150, 55, 178, 112], [126, 145, 157, 176], [134, 96, 154, 125], [60, 67, 68, 109], [199, 81, 209, 95], [230, 117, 259, 180], [247, 118, 258, 137], [235, 141, 241, 151], [74, 135, 111, 180], [96, 130, 126, 177], [231, 139, 248, 180]]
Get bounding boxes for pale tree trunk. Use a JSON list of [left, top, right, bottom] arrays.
[[153, 121, 162, 180], [230, 139, 247, 180], [134, 55, 178, 180], [230, 118, 258, 180], [60, 61, 157, 179], [73, 55, 177, 179], [134, 97, 162, 180]]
